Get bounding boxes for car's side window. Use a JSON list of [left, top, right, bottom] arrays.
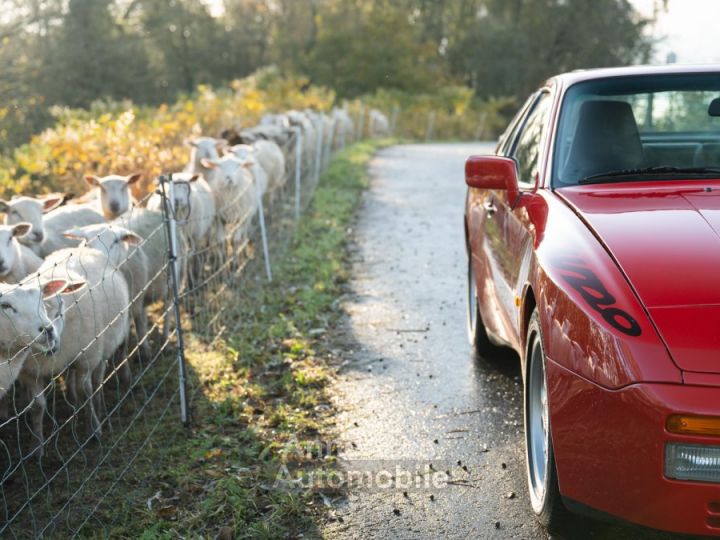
[[498, 93, 538, 156], [511, 92, 552, 186]]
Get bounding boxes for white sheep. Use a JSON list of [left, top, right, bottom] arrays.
[[63, 224, 149, 373], [0, 195, 65, 247], [252, 139, 286, 191], [229, 124, 292, 148], [260, 114, 291, 129], [113, 208, 186, 339], [85, 173, 141, 220], [332, 107, 354, 149], [0, 280, 71, 416], [20, 247, 130, 448], [201, 155, 257, 246], [0, 223, 43, 283], [147, 173, 218, 286], [369, 109, 390, 137], [228, 145, 269, 195], [185, 136, 227, 178], [38, 204, 107, 257], [1, 195, 106, 257], [147, 173, 216, 249], [309, 111, 335, 166], [287, 110, 317, 167]]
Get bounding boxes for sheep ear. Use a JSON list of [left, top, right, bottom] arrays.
[[0, 199, 9, 212], [126, 173, 142, 185], [41, 279, 69, 298], [121, 232, 142, 245], [42, 196, 64, 213], [11, 223, 31, 238], [241, 160, 254, 169], [62, 228, 87, 240], [184, 138, 198, 148], [189, 174, 200, 183], [200, 159, 218, 170], [60, 281, 85, 294], [85, 175, 101, 188]]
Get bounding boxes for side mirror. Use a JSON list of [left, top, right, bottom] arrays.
[[465, 155, 520, 205]]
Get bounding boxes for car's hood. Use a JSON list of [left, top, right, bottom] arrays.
[[558, 180, 720, 374]]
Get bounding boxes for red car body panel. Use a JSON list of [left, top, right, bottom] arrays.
[[467, 184, 682, 389], [465, 64, 720, 536], [559, 181, 720, 375], [548, 358, 720, 536]]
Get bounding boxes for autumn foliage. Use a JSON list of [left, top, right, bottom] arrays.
[[0, 69, 335, 199]]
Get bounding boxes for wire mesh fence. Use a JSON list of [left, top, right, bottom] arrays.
[[0, 107, 359, 537]]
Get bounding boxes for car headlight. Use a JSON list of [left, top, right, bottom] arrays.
[[665, 443, 720, 483]]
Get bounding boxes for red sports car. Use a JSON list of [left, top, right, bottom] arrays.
[[465, 64, 720, 537]]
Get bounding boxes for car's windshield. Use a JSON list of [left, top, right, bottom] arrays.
[[553, 73, 720, 186]]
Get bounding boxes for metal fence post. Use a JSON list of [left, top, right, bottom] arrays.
[[357, 105, 365, 141], [256, 179, 272, 282], [426, 110, 436, 141], [390, 106, 399, 135], [325, 117, 335, 170], [158, 174, 189, 426], [294, 127, 303, 220], [314, 116, 324, 184], [475, 111, 488, 141]]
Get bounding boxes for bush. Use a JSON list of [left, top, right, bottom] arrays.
[[345, 87, 516, 141], [1, 68, 335, 198], [0, 66, 516, 200]]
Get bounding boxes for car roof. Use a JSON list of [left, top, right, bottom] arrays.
[[549, 63, 720, 88]]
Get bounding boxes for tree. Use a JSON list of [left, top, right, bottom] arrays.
[[223, 0, 275, 73], [136, 0, 228, 97], [306, 2, 444, 97], [449, 0, 653, 98], [44, 0, 152, 107]]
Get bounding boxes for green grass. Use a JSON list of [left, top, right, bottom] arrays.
[[78, 139, 392, 539]]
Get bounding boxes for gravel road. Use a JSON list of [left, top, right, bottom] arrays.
[[321, 144, 686, 540]]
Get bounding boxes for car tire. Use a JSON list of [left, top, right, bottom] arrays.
[[524, 308, 567, 531], [467, 255, 496, 356]]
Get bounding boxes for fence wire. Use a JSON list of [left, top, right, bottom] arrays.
[[0, 107, 364, 537]]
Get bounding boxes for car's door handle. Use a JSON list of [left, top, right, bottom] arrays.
[[484, 200, 497, 216]]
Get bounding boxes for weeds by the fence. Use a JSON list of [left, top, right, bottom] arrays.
[[57, 139, 390, 538]]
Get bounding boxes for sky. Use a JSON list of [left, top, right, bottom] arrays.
[[631, 0, 720, 64]]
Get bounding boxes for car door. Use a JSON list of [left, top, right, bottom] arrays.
[[481, 91, 553, 349], [467, 94, 537, 345]]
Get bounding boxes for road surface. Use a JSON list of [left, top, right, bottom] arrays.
[[321, 144, 682, 540]]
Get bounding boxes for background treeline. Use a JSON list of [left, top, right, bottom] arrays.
[[1, 0, 662, 151]]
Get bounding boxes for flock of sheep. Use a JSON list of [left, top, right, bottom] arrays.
[[0, 105, 390, 456]]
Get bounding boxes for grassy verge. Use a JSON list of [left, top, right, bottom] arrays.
[[85, 139, 391, 539]]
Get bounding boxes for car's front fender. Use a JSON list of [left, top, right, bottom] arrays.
[[524, 190, 681, 389]]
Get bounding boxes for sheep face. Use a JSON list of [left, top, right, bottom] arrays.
[[0, 224, 31, 276], [0, 280, 70, 355], [42, 294, 66, 354], [64, 225, 142, 269], [0, 196, 63, 246], [186, 137, 226, 168], [85, 174, 140, 219], [201, 156, 251, 189], [168, 173, 200, 221]]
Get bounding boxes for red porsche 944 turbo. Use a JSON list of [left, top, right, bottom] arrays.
[[464, 64, 720, 536]]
